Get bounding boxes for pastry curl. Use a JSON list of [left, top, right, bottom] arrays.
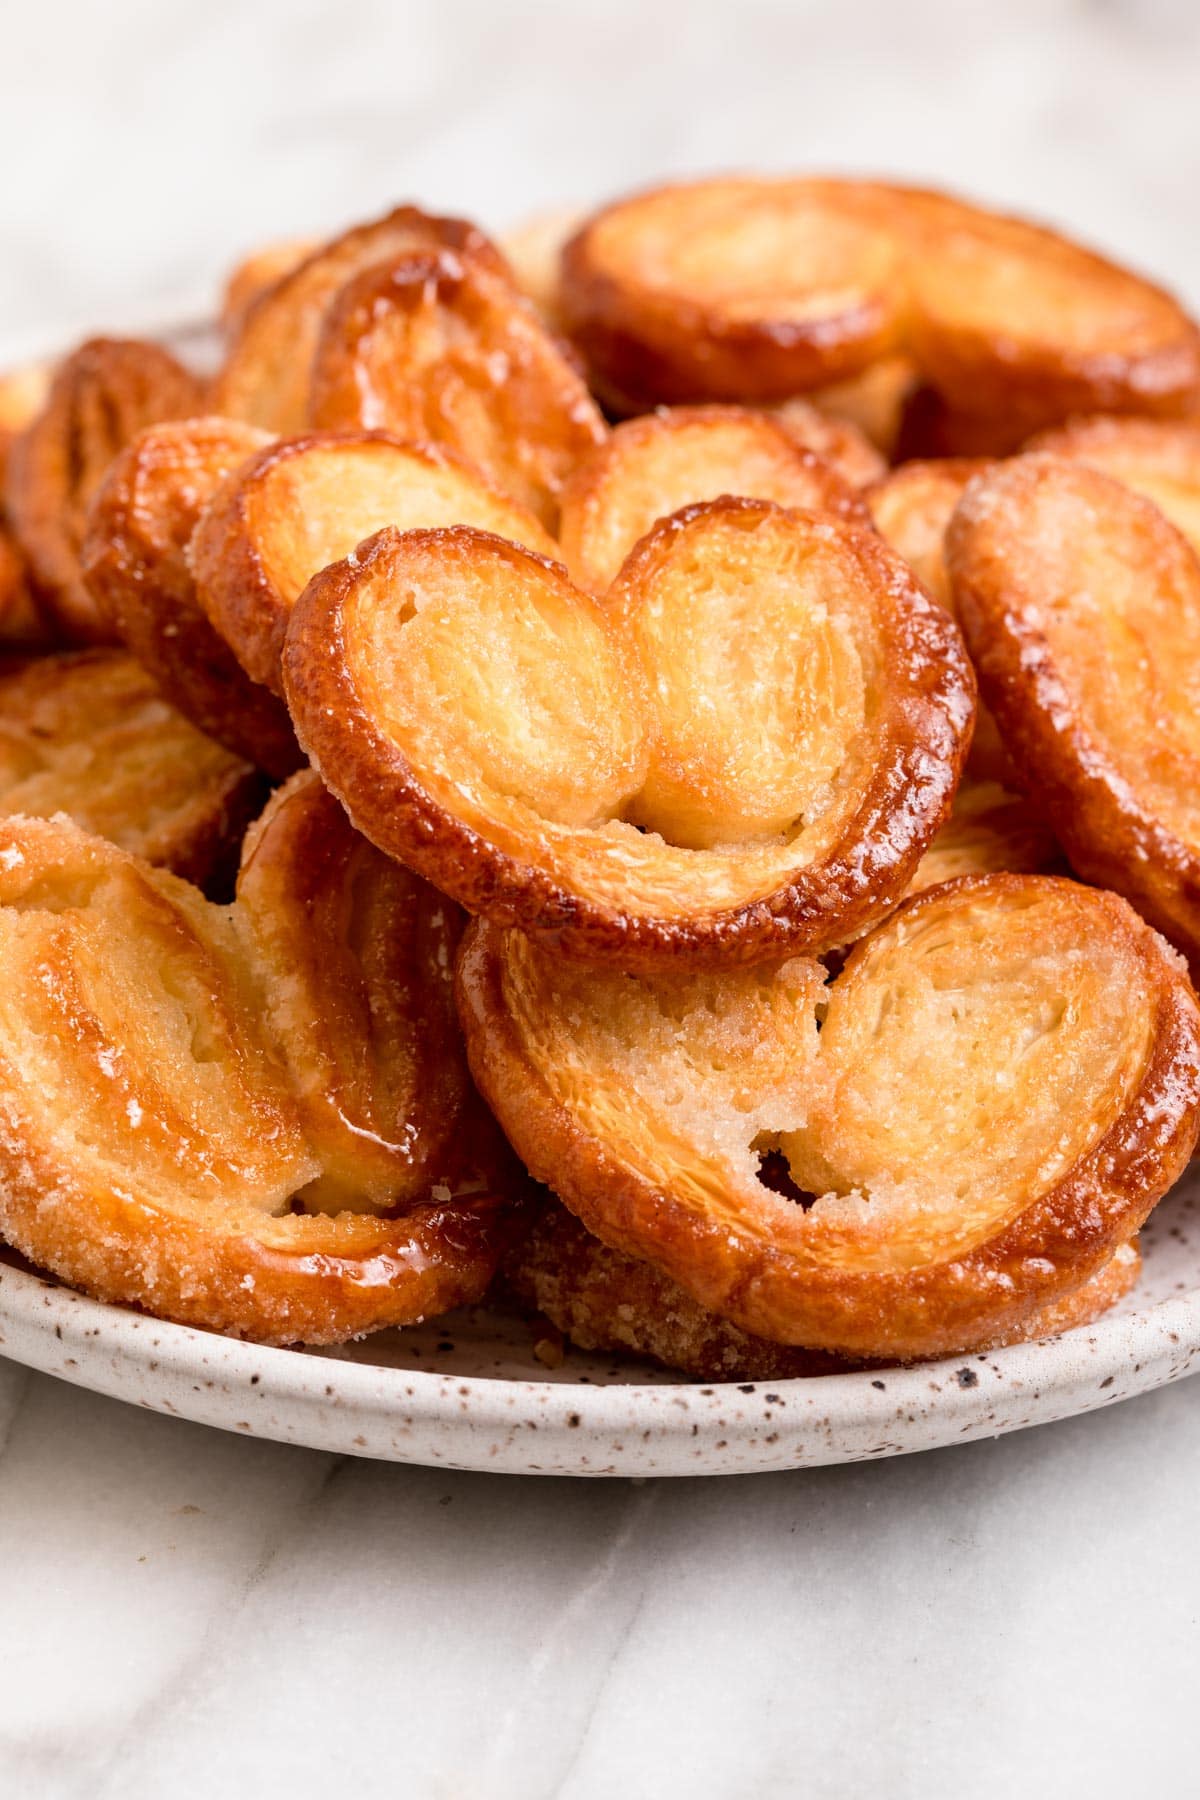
[[82, 417, 302, 778], [308, 249, 606, 531], [458, 874, 1200, 1360], [213, 204, 511, 433], [1026, 414, 1200, 553], [283, 499, 973, 969], [556, 404, 866, 593], [561, 177, 905, 408], [562, 177, 1200, 429], [947, 455, 1200, 968], [506, 1199, 1143, 1380], [190, 430, 555, 694], [5, 339, 204, 641], [0, 790, 523, 1344], [0, 649, 264, 890]]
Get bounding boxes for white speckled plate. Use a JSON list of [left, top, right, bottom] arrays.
[[2, 1164, 1198, 1475], [3, 313, 1200, 1473]]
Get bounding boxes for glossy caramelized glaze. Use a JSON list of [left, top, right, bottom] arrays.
[[1026, 414, 1200, 553], [948, 454, 1200, 968], [557, 405, 866, 592], [0, 792, 523, 1344], [190, 430, 555, 693], [284, 499, 973, 968], [82, 417, 302, 778], [213, 204, 512, 433], [459, 875, 1200, 1360], [6, 338, 204, 641], [0, 650, 263, 890], [308, 249, 607, 532]]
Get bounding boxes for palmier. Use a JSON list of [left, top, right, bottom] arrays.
[[0, 649, 263, 889], [906, 781, 1061, 897], [6, 338, 204, 641], [220, 235, 318, 338], [1026, 414, 1200, 552], [561, 177, 905, 408], [867, 457, 1010, 781], [458, 874, 1200, 1361], [947, 454, 1200, 966], [308, 250, 606, 531], [82, 417, 302, 777], [284, 498, 973, 969], [507, 1199, 1142, 1379], [562, 177, 1200, 429], [190, 430, 555, 693], [556, 405, 865, 593], [0, 788, 523, 1344], [213, 204, 512, 433]]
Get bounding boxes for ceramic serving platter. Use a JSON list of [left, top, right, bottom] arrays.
[[2, 1159, 1198, 1476]]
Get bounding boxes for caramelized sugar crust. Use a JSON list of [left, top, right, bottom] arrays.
[[458, 875, 1200, 1360], [213, 204, 512, 433], [308, 250, 607, 532], [1026, 414, 1200, 553], [562, 177, 1200, 428], [947, 455, 1200, 968], [557, 405, 867, 592], [506, 1199, 1142, 1379], [0, 650, 263, 890], [190, 429, 555, 694], [82, 418, 302, 778], [0, 798, 523, 1343], [6, 339, 204, 641], [284, 499, 973, 969]]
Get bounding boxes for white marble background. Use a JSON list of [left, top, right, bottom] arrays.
[[2, 0, 1200, 1794]]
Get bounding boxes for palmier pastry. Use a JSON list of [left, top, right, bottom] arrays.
[[220, 235, 318, 339], [6, 338, 204, 641], [0, 786, 523, 1344], [190, 430, 555, 693], [562, 177, 1200, 429], [0, 649, 263, 890], [766, 396, 887, 489], [556, 405, 865, 592], [507, 1199, 1142, 1380], [561, 177, 905, 409], [947, 454, 1200, 967], [213, 204, 512, 433], [308, 250, 606, 531], [459, 874, 1200, 1361], [1026, 415, 1200, 553], [81, 417, 302, 777], [867, 457, 1010, 782], [284, 498, 973, 969], [906, 781, 1061, 897]]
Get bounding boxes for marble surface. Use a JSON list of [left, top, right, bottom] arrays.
[[3, 0, 1200, 1792]]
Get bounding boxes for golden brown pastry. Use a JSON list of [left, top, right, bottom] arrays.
[[0, 785, 525, 1344], [557, 404, 866, 592], [867, 457, 1011, 782], [766, 395, 887, 488], [82, 417, 302, 777], [947, 454, 1200, 968], [0, 524, 46, 644], [906, 781, 1061, 896], [190, 429, 555, 693], [561, 177, 905, 408], [213, 204, 512, 433], [500, 206, 585, 329], [506, 1199, 1142, 1380], [1026, 414, 1200, 552], [220, 235, 319, 339], [0, 358, 53, 493], [0, 649, 264, 890], [284, 498, 974, 969], [459, 874, 1200, 1361], [5, 338, 204, 642], [798, 353, 918, 459], [562, 177, 1200, 430], [307, 250, 607, 532]]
